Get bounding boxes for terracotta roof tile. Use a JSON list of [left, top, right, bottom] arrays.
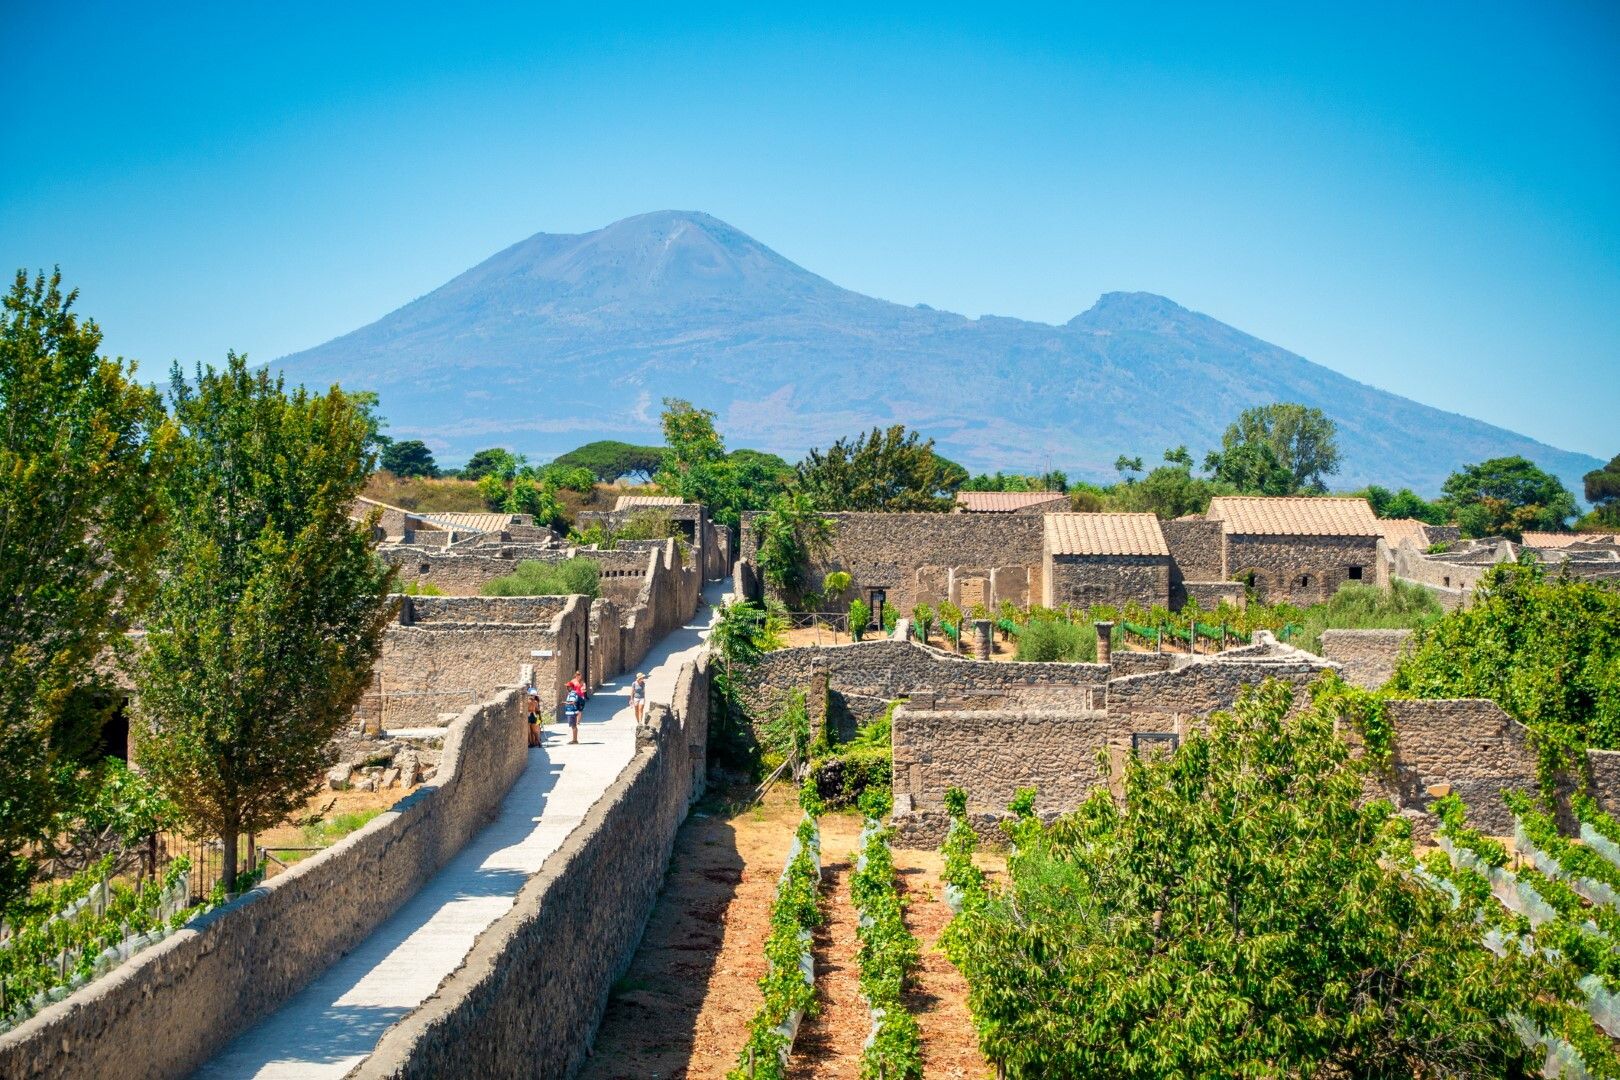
[[411, 512, 516, 534], [613, 495, 685, 511], [955, 490, 1069, 512], [1207, 496, 1380, 537], [1522, 531, 1617, 548], [1045, 513, 1169, 557], [1377, 518, 1430, 548]]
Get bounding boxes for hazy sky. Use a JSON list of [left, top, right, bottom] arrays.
[[4, 2, 1616, 458]]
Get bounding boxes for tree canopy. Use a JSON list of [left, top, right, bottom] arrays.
[[379, 438, 439, 478], [653, 398, 789, 526], [1583, 453, 1620, 529], [1360, 484, 1449, 524], [461, 446, 519, 481], [134, 354, 395, 890], [550, 439, 665, 483], [1205, 402, 1340, 493], [943, 677, 1571, 1077], [796, 424, 964, 511], [1440, 456, 1577, 539], [0, 270, 170, 916]]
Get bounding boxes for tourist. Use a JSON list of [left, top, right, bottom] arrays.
[[565, 670, 588, 744], [526, 688, 541, 747], [631, 672, 647, 723]]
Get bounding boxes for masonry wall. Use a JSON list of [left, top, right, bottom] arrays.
[[1104, 653, 1332, 728], [1319, 629, 1413, 690], [742, 511, 1046, 616], [1162, 518, 1226, 582], [357, 655, 711, 1080], [1379, 698, 1540, 836], [1225, 534, 1380, 606], [381, 545, 570, 596], [0, 688, 531, 1080], [612, 538, 702, 680], [1180, 581, 1246, 610], [1044, 553, 1169, 609]]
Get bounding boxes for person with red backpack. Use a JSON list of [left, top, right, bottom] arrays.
[[563, 671, 588, 745]]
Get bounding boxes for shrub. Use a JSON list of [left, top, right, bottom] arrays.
[[1293, 579, 1442, 654], [847, 598, 871, 641], [480, 557, 601, 598], [1014, 619, 1097, 662], [808, 744, 891, 809]]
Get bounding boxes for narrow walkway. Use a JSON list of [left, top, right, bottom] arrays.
[[787, 814, 867, 1080], [194, 579, 727, 1079]]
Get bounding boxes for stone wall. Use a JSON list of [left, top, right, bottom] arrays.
[[401, 595, 571, 626], [1162, 518, 1226, 582], [381, 545, 570, 596], [1379, 698, 1540, 836], [1043, 554, 1170, 609], [1178, 580, 1246, 610], [356, 655, 711, 1080], [611, 538, 702, 680], [1319, 629, 1413, 690], [377, 596, 591, 724], [0, 688, 531, 1080], [738, 639, 1108, 727], [1105, 652, 1334, 729], [1225, 535, 1380, 606], [741, 511, 1046, 616]]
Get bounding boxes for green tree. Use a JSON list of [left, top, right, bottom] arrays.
[[134, 355, 395, 891], [652, 400, 790, 526], [753, 491, 835, 602], [343, 390, 391, 455], [1113, 455, 1143, 483], [1114, 447, 1226, 518], [943, 678, 1575, 1077], [0, 270, 170, 916], [461, 446, 518, 481], [1361, 484, 1449, 525], [380, 438, 439, 478], [1207, 402, 1340, 493], [1440, 456, 1577, 539], [549, 439, 665, 483], [1387, 560, 1620, 769], [1581, 453, 1620, 529], [797, 425, 962, 511]]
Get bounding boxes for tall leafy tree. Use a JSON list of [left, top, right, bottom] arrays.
[[461, 446, 519, 481], [0, 270, 170, 916], [1361, 484, 1449, 525], [753, 491, 835, 601], [1206, 402, 1340, 493], [1440, 456, 1577, 539], [796, 424, 962, 511], [654, 399, 787, 526], [1113, 447, 1227, 518], [944, 678, 1578, 1077], [1582, 452, 1620, 529], [134, 355, 395, 890], [379, 438, 439, 478], [549, 439, 665, 482]]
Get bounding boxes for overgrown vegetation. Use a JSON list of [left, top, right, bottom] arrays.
[[479, 557, 602, 598], [806, 703, 895, 809], [941, 679, 1579, 1077]]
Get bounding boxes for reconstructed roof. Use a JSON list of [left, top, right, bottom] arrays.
[[1521, 531, 1618, 549], [411, 512, 515, 534], [614, 495, 685, 511], [955, 490, 1069, 512], [1207, 496, 1380, 537], [1045, 513, 1169, 557], [1377, 518, 1430, 548]]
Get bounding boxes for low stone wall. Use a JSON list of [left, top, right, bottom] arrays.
[[357, 655, 711, 1080], [1105, 652, 1334, 726], [401, 595, 571, 626], [382, 546, 570, 596], [1044, 553, 1169, 610], [0, 688, 531, 1080], [739, 639, 1108, 725], [1380, 698, 1539, 836], [1319, 629, 1413, 690], [1177, 580, 1245, 610]]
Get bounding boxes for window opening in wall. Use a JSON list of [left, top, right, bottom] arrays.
[[1443, 576, 1451, 588], [1132, 732, 1179, 757], [1348, 566, 1363, 581], [1298, 574, 1311, 588], [419, 563, 431, 575]]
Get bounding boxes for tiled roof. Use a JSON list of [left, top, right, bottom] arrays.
[[614, 495, 685, 511], [1207, 496, 1380, 537], [1045, 513, 1169, 557], [955, 490, 1069, 512], [1523, 531, 1618, 548], [410, 512, 515, 534], [1377, 518, 1430, 548]]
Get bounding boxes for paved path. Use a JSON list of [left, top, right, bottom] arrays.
[[194, 580, 727, 1079]]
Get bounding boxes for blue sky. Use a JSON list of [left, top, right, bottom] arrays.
[[3, 2, 1617, 459]]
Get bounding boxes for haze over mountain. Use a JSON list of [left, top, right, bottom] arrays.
[[278, 211, 1601, 495]]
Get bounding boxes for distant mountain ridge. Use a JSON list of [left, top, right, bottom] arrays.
[[278, 210, 1601, 495]]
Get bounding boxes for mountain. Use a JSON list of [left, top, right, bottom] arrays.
[[277, 210, 1601, 495]]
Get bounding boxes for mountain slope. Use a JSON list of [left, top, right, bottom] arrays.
[[278, 210, 1600, 494]]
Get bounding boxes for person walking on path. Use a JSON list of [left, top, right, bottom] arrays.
[[526, 687, 542, 747], [564, 670, 588, 745], [631, 672, 647, 723]]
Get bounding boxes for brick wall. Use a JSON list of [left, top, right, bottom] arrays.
[[0, 688, 532, 1080]]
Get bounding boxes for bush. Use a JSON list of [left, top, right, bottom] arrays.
[[1014, 619, 1097, 662], [808, 744, 892, 809], [480, 557, 601, 598], [848, 598, 871, 641], [1293, 579, 1442, 654]]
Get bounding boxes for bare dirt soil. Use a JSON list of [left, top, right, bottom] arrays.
[[785, 813, 866, 1079], [894, 846, 1001, 1080], [579, 783, 806, 1080]]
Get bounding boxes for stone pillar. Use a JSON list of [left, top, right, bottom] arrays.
[[809, 663, 830, 742], [1095, 622, 1114, 667], [971, 619, 992, 660]]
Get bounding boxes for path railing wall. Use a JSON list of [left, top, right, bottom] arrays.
[[0, 685, 531, 1080]]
